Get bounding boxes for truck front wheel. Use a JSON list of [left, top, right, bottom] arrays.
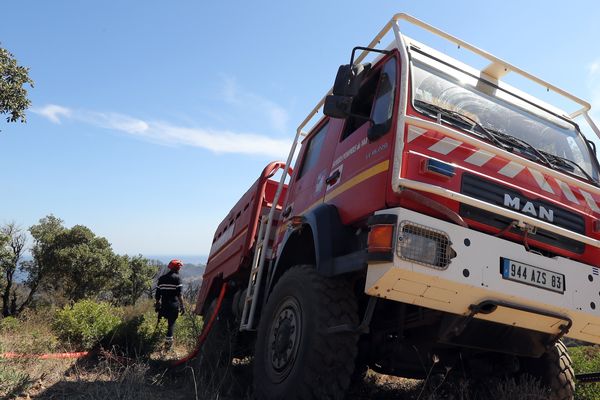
[[520, 341, 575, 400], [253, 265, 359, 399]]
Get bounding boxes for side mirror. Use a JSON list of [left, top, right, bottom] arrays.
[[323, 63, 371, 119], [323, 95, 353, 119], [332, 63, 371, 97]]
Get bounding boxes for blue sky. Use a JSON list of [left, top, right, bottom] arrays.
[[2, 1, 600, 257]]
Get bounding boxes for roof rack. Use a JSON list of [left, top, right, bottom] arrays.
[[296, 13, 600, 142]]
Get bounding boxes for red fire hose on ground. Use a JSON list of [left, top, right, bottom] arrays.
[[0, 282, 229, 366], [0, 351, 89, 360], [171, 282, 228, 367]]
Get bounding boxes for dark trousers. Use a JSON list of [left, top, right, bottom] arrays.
[[160, 307, 179, 338]]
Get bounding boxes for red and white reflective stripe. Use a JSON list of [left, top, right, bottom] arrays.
[[556, 179, 579, 204], [528, 168, 554, 194], [408, 126, 600, 212], [464, 149, 495, 166], [497, 161, 525, 178], [581, 190, 600, 213], [428, 137, 462, 155], [407, 125, 427, 142]]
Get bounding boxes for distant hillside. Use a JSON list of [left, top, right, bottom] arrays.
[[179, 263, 205, 285], [153, 261, 205, 292], [15, 255, 208, 284], [145, 255, 207, 265]]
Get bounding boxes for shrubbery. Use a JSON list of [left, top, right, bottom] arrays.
[[570, 345, 600, 400], [174, 311, 203, 349], [0, 316, 19, 333], [52, 300, 122, 350], [0, 362, 30, 399], [49, 299, 202, 355], [110, 309, 166, 357]]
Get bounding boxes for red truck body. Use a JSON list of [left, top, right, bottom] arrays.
[[194, 14, 600, 400], [195, 162, 288, 313]]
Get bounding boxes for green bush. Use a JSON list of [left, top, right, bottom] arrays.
[[0, 362, 30, 399], [174, 312, 203, 350], [110, 310, 166, 357], [21, 326, 59, 354], [570, 345, 600, 400], [52, 300, 122, 350], [0, 316, 19, 333]]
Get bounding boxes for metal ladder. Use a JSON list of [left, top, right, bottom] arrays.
[[239, 117, 320, 331], [239, 215, 269, 331], [238, 18, 405, 332]]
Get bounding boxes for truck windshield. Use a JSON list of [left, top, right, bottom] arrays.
[[411, 59, 598, 181]]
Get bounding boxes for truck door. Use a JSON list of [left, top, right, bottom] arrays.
[[325, 54, 399, 223], [285, 118, 342, 217]]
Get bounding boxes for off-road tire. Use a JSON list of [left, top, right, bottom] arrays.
[[253, 265, 359, 400], [521, 341, 575, 400]]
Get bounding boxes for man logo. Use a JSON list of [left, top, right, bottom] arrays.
[[503, 194, 555, 223]]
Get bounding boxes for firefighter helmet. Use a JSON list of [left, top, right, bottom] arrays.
[[168, 259, 183, 271]]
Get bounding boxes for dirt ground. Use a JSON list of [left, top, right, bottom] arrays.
[[3, 348, 553, 400], [4, 349, 425, 400]]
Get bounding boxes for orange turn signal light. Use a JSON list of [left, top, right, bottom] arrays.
[[289, 216, 305, 227], [368, 224, 394, 253]]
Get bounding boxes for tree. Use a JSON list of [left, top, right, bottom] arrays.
[[0, 45, 33, 125], [0, 223, 26, 316], [20, 215, 158, 310], [0, 233, 9, 303], [52, 224, 119, 301], [112, 255, 157, 306], [20, 215, 65, 311], [24, 215, 156, 307]]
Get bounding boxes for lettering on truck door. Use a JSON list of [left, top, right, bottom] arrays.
[[327, 55, 399, 223]]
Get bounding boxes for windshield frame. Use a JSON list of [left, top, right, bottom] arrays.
[[408, 46, 600, 182]]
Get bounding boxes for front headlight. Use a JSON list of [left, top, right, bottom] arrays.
[[397, 222, 454, 269]]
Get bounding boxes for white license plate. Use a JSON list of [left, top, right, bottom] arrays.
[[501, 258, 565, 294]]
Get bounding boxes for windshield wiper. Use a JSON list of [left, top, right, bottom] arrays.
[[414, 100, 507, 148], [537, 150, 598, 185], [482, 129, 553, 167], [413, 100, 551, 165]]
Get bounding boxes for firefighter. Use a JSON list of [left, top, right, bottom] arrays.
[[155, 259, 185, 347]]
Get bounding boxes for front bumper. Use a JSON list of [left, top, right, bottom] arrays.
[[365, 207, 600, 344]]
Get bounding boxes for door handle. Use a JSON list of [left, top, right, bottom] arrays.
[[282, 205, 292, 218], [325, 170, 341, 185]]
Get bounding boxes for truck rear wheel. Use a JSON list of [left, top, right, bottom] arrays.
[[253, 265, 359, 399], [520, 341, 575, 400]]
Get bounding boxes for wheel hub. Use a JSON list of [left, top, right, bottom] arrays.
[[268, 298, 301, 376]]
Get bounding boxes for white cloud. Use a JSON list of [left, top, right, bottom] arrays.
[[148, 123, 290, 157], [220, 76, 289, 133], [79, 112, 150, 134], [589, 60, 600, 79], [33, 103, 290, 158], [32, 104, 72, 123]]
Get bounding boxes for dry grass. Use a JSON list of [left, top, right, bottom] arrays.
[[0, 307, 195, 400], [0, 310, 571, 400], [0, 353, 558, 400]]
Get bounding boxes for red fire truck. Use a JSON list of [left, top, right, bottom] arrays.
[[195, 14, 600, 400]]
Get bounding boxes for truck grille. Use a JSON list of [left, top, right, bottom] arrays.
[[459, 173, 585, 254]]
